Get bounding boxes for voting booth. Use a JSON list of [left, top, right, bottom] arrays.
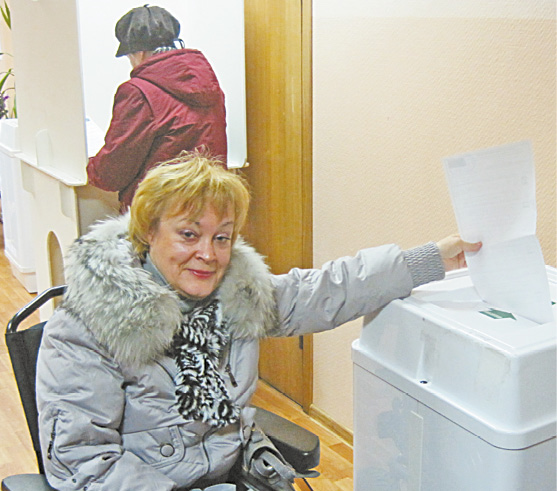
[[0, 119, 36, 292], [352, 267, 556, 490], [6, 0, 246, 311]]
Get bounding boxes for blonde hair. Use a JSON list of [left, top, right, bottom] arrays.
[[129, 151, 250, 257]]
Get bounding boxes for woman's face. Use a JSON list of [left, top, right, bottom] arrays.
[[147, 204, 234, 299]]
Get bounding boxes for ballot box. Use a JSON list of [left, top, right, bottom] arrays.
[[352, 266, 556, 491]]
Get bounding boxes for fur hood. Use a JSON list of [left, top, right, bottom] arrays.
[[62, 214, 278, 367]]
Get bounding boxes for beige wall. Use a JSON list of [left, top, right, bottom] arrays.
[[312, 1, 556, 431]]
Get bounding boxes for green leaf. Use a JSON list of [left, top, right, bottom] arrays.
[[1, 1, 11, 30], [0, 68, 12, 92]]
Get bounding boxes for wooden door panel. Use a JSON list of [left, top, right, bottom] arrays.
[[243, 0, 312, 408], [258, 337, 304, 404]]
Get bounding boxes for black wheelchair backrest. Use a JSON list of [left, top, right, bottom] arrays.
[[5, 285, 66, 474]]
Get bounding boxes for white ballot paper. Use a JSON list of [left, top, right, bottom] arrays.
[[85, 117, 105, 158], [443, 140, 553, 324]]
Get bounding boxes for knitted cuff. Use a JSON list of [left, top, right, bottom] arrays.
[[403, 242, 445, 288]]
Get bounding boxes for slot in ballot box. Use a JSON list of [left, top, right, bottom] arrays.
[[352, 266, 556, 491]]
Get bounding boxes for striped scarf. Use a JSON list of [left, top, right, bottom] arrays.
[[170, 300, 240, 427]]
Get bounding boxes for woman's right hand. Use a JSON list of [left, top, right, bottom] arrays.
[[437, 234, 482, 271]]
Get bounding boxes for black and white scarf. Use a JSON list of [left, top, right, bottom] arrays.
[[170, 300, 241, 427]]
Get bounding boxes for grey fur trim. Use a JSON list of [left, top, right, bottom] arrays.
[[62, 214, 182, 368], [61, 214, 277, 367], [218, 238, 279, 339]]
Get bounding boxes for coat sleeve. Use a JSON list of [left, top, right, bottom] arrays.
[[270, 243, 443, 336], [87, 82, 157, 193], [36, 311, 178, 491]]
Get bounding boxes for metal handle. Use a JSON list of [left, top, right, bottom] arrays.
[[6, 285, 66, 333]]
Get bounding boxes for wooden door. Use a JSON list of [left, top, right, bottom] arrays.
[[242, 0, 313, 410]]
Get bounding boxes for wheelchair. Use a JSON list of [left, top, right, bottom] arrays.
[[2, 286, 320, 491]]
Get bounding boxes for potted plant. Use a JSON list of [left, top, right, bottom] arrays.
[[0, 0, 15, 119]]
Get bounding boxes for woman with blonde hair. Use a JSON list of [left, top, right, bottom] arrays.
[[36, 151, 481, 490]]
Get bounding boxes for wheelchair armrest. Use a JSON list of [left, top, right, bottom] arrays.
[[2, 474, 56, 491], [253, 407, 320, 474]]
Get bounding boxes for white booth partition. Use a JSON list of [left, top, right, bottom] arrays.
[[8, 0, 246, 313], [0, 119, 36, 292]]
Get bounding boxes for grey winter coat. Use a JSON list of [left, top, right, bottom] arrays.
[[36, 214, 444, 490]]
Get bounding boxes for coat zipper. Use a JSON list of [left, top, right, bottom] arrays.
[[45, 415, 73, 475], [201, 426, 218, 476], [224, 339, 238, 388], [225, 363, 238, 388], [47, 417, 58, 460]]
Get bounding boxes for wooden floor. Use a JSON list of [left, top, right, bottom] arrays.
[[0, 221, 353, 489]]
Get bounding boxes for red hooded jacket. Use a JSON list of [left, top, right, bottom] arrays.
[[87, 49, 227, 210]]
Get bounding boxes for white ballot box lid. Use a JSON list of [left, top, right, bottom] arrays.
[[352, 266, 556, 450]]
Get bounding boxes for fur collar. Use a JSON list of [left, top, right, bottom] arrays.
[[62, 214, 278, 367]]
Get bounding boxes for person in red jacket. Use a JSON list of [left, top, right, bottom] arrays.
[[87, 5, 227, 211]]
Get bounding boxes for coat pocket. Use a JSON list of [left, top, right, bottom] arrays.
[[122, 425, 186, 469]]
